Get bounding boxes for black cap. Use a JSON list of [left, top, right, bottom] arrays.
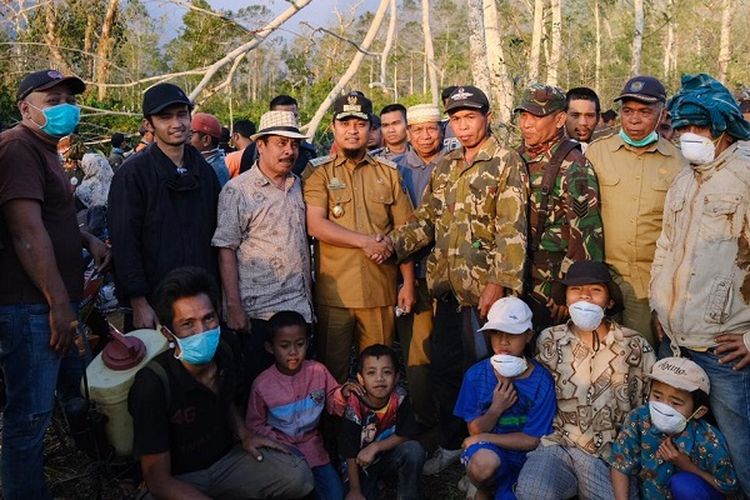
[[561, 261, 624, 314], [111, 132, 125, 147], [614, 76, 667, 104], [445, 86, 490, 113], [333, 92, 373, 121], [142, 83, 193, 116], [370, 114, 382, 129], [17, 69, 85, 101]]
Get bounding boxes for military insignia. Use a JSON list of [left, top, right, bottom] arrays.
[[378, 157, 398, 169], [572, 197, 589, 218], [332, 204, 345, 218], [328, 177, 346, 190], [630, 81, 644, 92], [343, 95, 362, 112], [450, 87, 473, 101]]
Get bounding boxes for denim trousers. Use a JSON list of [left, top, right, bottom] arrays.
[[659, 339, 750, 496], [312, 462, 344, 500], [0, 303, 66, 500], [359, 440, 425, 500]]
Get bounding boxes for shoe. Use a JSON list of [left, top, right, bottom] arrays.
[[422, 446, 462, 475], [457, 475, 477, 499], [465, 482, 477, 500]]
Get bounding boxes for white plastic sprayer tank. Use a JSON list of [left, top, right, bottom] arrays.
[[86, 328, 167, 456]]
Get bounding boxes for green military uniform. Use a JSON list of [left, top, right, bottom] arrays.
[[390, 134, 528, 303], [514, 84, 604, 323]]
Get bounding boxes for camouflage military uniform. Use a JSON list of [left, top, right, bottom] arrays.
[[390, 135, 528, 304], [521, 141, 604, 301]]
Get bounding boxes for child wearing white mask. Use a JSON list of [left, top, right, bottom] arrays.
[[608, 357, 738, 499], [454, 297, 557, 499], [515, 260, 656, 499]]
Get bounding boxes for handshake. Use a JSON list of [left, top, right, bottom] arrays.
[[362, 233, 395, 264]]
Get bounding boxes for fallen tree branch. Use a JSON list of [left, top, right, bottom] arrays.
[[300, 21, 380, 56]]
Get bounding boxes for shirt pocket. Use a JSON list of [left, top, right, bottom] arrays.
[[467, 181, 496, 248], [699, 193, 743, 242], [647, 178, 671, 216], [365, 185, 394, 229], [704, 275, 733, 324]]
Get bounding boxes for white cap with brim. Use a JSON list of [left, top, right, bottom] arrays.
[[648, 357, 710, 394], [250, 110, 308, 141], [478, 296, 533, 334]]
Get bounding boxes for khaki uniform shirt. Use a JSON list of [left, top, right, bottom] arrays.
[[586, 133, 686, 299], [303, 153, 413, 308]]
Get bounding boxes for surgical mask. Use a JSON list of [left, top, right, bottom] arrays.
[[491, 354, 528, 378], [619, 128, 658, 148], [172, 326, 221, 365], [569, 300, 605, 331], [680, 132, 717, 166], [649, 401, 691, 434], [28, 102, 81, 137]]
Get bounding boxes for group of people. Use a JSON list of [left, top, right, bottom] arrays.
[[1, 65, 750, 500]]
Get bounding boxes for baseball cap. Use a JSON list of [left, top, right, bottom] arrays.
[[333, 92, 373, 121], [513, 83, 566, 116], [191, 113, 222, 139], [444, 86, 490, 113], [17, 69, 85, 101], [142, 83, 193, 116], [478, 297, 533, 334], [648, 357, 710, 394], [249, 110, 307, 141], [614, 75, 667, 104], [407, 104, 442, 125]]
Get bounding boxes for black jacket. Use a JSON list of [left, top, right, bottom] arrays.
[[108, 143, 220, 302]]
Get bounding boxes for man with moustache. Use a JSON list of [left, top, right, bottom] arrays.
[[108, 83, 221, 330], [212, 110, 313, 382], [302, 91, 414, 383], [564, 87, 601, 152]]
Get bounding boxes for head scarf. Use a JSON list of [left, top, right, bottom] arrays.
[[76, 153, 113, 208], [668, 73, 750, 141]]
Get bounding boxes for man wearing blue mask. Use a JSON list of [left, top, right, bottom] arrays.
[[585, 76, 687, 346], [0, 69, 111, 499], [128, 266, 314, 499]]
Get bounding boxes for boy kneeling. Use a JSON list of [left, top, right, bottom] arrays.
[[339, 344, 425, 500], [455, 297, 556, 499]]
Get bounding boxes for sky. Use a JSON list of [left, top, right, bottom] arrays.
[[147, 0, 380, 42]]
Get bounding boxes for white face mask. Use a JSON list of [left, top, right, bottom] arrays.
[[491, 353, 528, 378], [568, 300, 605, 331], [649, 401, 688, 434], [680, 132, 716, 166]]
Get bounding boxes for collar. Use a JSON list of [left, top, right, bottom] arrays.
[[445, 135, 501, 164], [522, 129, 565, 159], [332, 151, 376, 168], [403, 148, 445, 169], [610, 133, 674, 157]]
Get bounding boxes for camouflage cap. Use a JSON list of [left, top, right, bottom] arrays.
[[513, 83, 566, 116]]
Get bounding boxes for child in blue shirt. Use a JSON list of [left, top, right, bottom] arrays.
[[454, 297, 557, 500], [608, 357, 737, 500]]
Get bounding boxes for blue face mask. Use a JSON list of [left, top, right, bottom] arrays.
[[29, 102, 81, 137], [172, 326, 221, 365], [619, 127, 658, 148]]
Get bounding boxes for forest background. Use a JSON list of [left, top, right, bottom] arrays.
[[1, 0, 748, 148]]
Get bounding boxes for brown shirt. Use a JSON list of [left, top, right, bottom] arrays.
[[0, 124, 84, 305], [586, 133, 686, 298], [303, 153, 413, 308]]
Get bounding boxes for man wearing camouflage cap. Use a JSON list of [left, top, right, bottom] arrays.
[[586, 75, 686, 345], [515, 83, 604, 330], [386, 86, 528, 474], [302, 91, 415, 383], [392, 103, 445, 427]]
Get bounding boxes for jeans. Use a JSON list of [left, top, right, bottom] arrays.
[[360, 440, 425, 500], [659, 339, 750, 496], [312, 462, 344, 500], [0, 303, 66, 500]]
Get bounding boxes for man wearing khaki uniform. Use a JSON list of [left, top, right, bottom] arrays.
[[303, 91, 414, 382], [586, 76, 686, 345]]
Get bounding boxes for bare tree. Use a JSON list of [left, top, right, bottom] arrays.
[[466, 0, 491, 97], [662, 0, 675, 80], [379, 0, 397, 91], [421, 0, 439, 105], [594, 0, 601, 92], [94, 0, 119, 100], [631, 0, 644, 75], [305, 0, 391, 139], [548, 0, 561, 86], [482, 0, 513, 121], [718, 0, 733, 83], [529, 0, 544, 83]]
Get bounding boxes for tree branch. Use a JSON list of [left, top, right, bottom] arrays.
[[300, 21, 381, 57]]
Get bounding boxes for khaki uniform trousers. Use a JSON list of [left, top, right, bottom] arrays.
[[612, 273, 655, 347], [316, 304, 395, 382]]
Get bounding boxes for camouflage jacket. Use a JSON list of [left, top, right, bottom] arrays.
[[520, 139, 604, 301], [390, 136, 528, 306]]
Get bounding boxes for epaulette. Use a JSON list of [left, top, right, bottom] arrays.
[[308, 155, 332, 167], [377, 157, 398, 169]]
